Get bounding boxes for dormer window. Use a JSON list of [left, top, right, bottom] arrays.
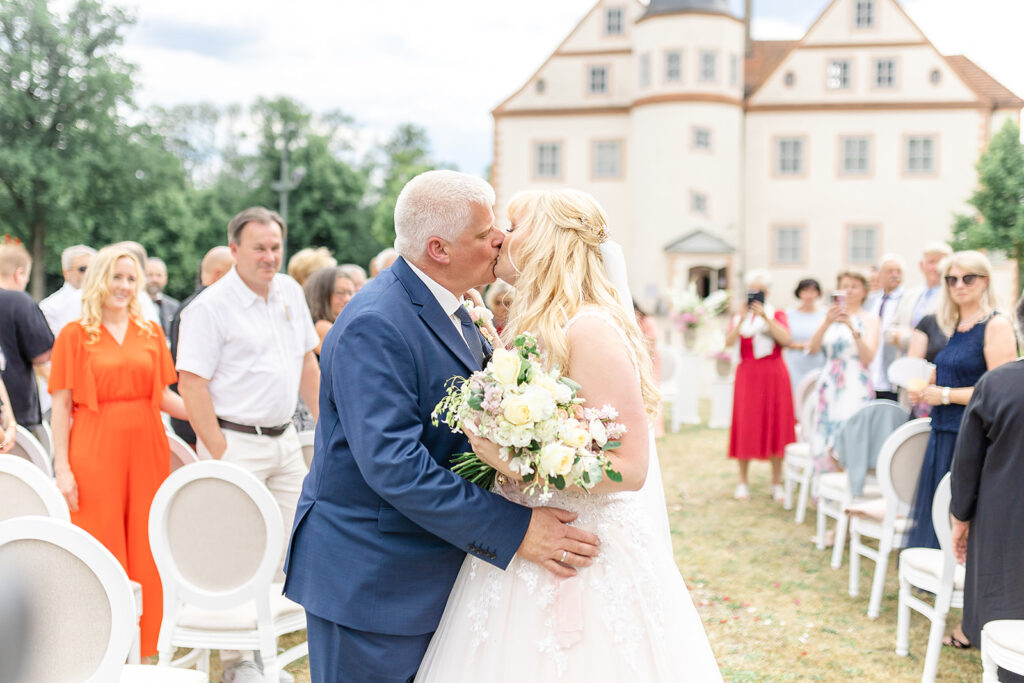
[[535, 79, 546, 94], [855, 0, 875, 28], [605, 7, 624, 35]]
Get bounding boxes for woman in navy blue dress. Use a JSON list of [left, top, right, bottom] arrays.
[[906, 251, 1016, 554]]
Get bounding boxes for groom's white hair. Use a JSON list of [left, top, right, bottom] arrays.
[[393, 170, 495, 260]]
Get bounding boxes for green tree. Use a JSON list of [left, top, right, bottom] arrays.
[[952, 119, 1024, 288], [370, 123, 443, 248]]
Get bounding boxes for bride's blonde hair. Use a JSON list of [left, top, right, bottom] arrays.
[[502, 189, 660, 418], [79, 246, 155, 345]]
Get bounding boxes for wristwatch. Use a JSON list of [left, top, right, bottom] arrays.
[[941, 386, 951, 405]]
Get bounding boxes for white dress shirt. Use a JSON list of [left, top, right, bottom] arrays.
[[176, 267, 319, 426], [38, 282, 82, 336], [405, 260, 474, 348], [869, 286, 904, 392], [138, 291, 161, 325]]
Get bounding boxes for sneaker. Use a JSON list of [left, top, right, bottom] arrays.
[[223, 661, 263, 683], [733, 483, 749, 500], [771, 484, 785, 504], [252, 651, 295, 683]]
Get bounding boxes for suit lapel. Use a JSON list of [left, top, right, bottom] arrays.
[[392, 258, 479, 373]]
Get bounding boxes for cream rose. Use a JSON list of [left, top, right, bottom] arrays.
[[539, 442, 576, 477], [559, 423, 590, 449], [489, 348, 522, 386], [502, 395, 534, 425]]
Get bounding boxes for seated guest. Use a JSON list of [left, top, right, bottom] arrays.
[[725, 270, 794, 501], [338, 263, 367, 292], [484, 281, 514, 335], [304, 267, 357, 357], [39, 244, 95, 335], [783, 278, 826, 400], [287, 247, 336, 287], [949, 290, 1024, 657], [906, 250, 1016, 551], [807, 271, 879, 475], [370, 247, 399, 278]]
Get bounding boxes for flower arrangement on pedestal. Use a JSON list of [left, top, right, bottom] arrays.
[[704, 329, 734, 378], [671, 283, 731, 348]]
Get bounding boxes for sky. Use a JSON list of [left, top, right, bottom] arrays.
[[112, 0, 1024, 176]]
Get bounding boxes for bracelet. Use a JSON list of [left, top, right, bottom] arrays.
[[941, 386, 951, 405]]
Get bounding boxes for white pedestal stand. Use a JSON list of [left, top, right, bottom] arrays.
[[669, 349, 702, 429], [709, 378, 734, 429]]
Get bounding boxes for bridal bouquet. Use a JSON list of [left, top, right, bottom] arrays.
[[431, 333, 625, 494]]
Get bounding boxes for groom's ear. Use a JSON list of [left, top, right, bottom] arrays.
[[425, 237, 452, 266]]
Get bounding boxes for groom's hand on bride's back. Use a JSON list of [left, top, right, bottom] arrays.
[[517, 507, 600, 578]]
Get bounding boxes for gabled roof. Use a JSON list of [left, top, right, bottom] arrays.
[[664, 229, 735, 254], [744, 40, 798, 97], [944, 55, 1024, 109]]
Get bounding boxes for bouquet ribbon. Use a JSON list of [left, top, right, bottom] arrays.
[[555, 575, 584, 647]]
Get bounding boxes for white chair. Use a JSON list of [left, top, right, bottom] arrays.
[[0, 516, 206, 682], [848, 418, 930, 618], [982, 620, 1024, 682], [657, 344, 685, 432], [298, 429, 315, 469], [0, 453, 70, 521], [783, 392, 817, 522], [167, 430, 201, 472], [896, 473, 962, 683], [791, 369, 819, 419], [150, 461, 307, 683], [10, 425, 52, 475], [29, 420, 54, 457]]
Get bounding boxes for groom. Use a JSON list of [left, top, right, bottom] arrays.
[[283, 170, 600, 682]]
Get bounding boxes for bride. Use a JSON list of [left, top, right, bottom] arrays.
[[417, 189, 721, 681]]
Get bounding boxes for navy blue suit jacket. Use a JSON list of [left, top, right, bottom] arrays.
[[283, 257, 532, 635]]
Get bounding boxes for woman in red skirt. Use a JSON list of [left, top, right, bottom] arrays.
[[725, 270, 795, 501]]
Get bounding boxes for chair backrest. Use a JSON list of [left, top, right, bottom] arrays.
[[166, 430, 201, 472], [798, 391, 818, 444], [34, 421, 54, 457], [0, 516, 136, 682], [298, 430, 315, 469], [794, 370, 819, 414], [875, 418, 931, 519], [932, 473, 954, 556], [10, 426, 51, 476], [149, 460, 282, 610], [656, 344, 681, 387], [0, 455, 70, 522]]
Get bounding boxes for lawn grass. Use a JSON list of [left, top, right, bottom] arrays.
[[210, 421, 982, 682]]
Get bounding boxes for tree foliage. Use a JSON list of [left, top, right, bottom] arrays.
[[952, 119, 1024, 288]]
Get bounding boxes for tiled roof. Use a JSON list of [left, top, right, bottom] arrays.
[[944, 55, 1024, 109], [744, 40, 798, 98]]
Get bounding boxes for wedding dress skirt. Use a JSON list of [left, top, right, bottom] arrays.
[[417, 441, 721, 682]]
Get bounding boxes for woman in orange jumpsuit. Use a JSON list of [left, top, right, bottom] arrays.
[[50, 245, 187, 657]]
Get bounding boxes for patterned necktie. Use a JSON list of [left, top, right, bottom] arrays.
[[454, 306, 485, 367]]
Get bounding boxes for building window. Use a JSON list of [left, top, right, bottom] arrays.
[[593, 141, 621, 178], [699, 51, 717, 83], [639, 54, 651, 87], [774, 227, 804, 264], [589, 66, 608, 94], [665, 51, 682, 82], [848, 226, 878, 263], [855, 0, 875, 28], [535, 79, 545, 93], [691, 191, 708, 215], [693, 127, 712, 150], [828, 60, 851, 89], [906, 136, 936, 173], [729, 54, 739, 87], [605, 7, 624, 35], [776, 138, 805, 175], [874, 59, 896, 88], [535, 143, 561, 178], [784, 71, 795, 87], [840, 137, 871, 175], [930, 69, 941, 84]]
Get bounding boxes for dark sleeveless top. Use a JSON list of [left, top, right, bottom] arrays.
[[929, 314, 992, 431]]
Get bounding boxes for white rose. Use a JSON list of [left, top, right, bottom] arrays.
[[559, 423, 590, 449], [502, 395, 534, 425], [589, 418, 608, 447], [521, 385, 556, 422], [539, 442, 576, 477], [489, 348, 522, 386]]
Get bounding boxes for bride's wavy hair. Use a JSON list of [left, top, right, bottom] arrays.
[[502, 189, 660, 418], [79, 246, 154, 345]]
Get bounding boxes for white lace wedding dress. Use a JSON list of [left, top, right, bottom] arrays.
[[417, 311, 721, 682]]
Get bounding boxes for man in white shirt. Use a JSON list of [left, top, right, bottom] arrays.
[[887, 241, 954, 352], [39, 244, 95, 336], [868, 254, 905, 401], [177, 207, 319, 683]]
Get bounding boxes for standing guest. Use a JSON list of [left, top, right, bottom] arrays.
[[304, 267, 357, 357], [783, 278, 826, 399], [49, 246, 187, 658], [287, 247, 336, 287], [905, 250, 1016, 550], [484, 281, 515, 335], [145, 257, 180, 337], [39, 244, 95, 336], [114, 242, 161, 325], [369, 247, 399, 278], [865, 265, 882, 310], [168, 246, 234, 448], [338, 264, 367, 292], [888, 241, 953, 351], [177, 208, 319, 682], [725, 270, 794, 501], [807, 271, 879, 475], [0, 241, 54, 433], [633, 299, 663, 438], [868, 255, 905, 401], [948, 291, 1024, 654]]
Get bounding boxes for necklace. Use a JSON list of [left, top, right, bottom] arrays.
[[957, 309, 987, 331]]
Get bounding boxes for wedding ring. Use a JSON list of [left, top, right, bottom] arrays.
[[561, 550, 567, 563]]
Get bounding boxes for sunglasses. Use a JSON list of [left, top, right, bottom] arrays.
[[944, 273, 984, 287]]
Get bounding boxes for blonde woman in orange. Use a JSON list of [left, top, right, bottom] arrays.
[[50, 245, 186, 657]]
